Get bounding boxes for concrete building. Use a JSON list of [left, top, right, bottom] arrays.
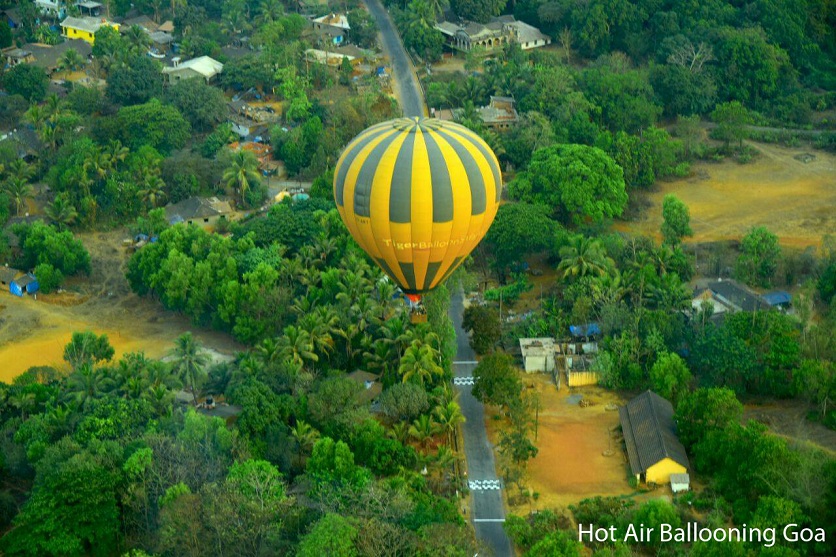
[[60, 16, 119, 44], [692, 279, 771, 315], [435, 15, 551, 52], [20, 39, 92, 74], [519, 337, 556, 373], [670, 473, 691, 494], [11, 273, 39, 297], [164, 197, 234, 228], [162, 56, 224, 83], [619, 391, 690, 486], [434, 96, 519, 131]]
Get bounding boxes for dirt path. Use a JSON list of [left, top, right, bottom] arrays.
[[0, 231, 242, 383], [744, 399, 836, 454], [616, 142, 836, 248]]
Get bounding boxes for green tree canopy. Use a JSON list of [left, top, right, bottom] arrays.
[[674, 387, 743, 449], [106, 56, 164, 106], [2, 64, 48, 102], [736, 225, 781, 287], [661, 194, 693, 245], [510, 144, 627, 225], [164, 79, 228, 132], [649, 351, 692, 404], [472, 351, 522, 409], [451, 0, 507, 23], [484, 202, 557, 277], [110, 99, 191, 154]]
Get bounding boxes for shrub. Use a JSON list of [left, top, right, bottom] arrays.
[[33, 263, 64, 294]]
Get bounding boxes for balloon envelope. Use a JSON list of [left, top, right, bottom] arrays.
[[334, 117, 502, 294]]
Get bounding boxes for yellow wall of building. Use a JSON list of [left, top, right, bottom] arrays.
[[645, 458, 687, 485], [567, 371, 599, 387], [61, 23, 119, 44]]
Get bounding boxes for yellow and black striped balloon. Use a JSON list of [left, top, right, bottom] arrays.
[[334, 117, 502, 295]]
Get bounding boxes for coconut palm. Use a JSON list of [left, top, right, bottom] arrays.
[[255, 0, 284, 26], [2, 176, 36, 215], [65, 363, 110, 411], [291, 420, 320, 461], [139, 175, 167, 209], [557, 236, 615, 282], [433, 400, 465, 447], [83, 148, 112, 183], [408, 414, 439, 449], [277, 325, 318, 370], [44, 193, 79, 228], [58, 48, 85, 73], [171, 332, 209, 405], [125, 25, 152, 55], [398, 341, 444, 386], [222, 150, 260, 206], [107, 140, 129, 169], [24, 104, 46, 128]]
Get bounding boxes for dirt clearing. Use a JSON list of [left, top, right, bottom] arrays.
[[616, 142, 836, 248], [486, 374, 642, 510], [0, 231, 242, 384]]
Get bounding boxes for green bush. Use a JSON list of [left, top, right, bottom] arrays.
[[33, 263, 64, 294]]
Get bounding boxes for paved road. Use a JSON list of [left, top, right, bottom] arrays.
[[362, 0, 426, 118], [450, 290, 514, 557]]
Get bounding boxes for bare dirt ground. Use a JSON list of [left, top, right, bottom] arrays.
[[744, 399, 836, 454], [615, 142, 836, 249], [485, 374, 651, 511], [0, 231, 243, 383]]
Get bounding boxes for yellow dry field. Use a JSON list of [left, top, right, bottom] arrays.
[[616, 142, 836, 248], [0, 231, 242, 384], [486, 374, 643, 511]]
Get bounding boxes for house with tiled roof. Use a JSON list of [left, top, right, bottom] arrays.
[[619, 390, 690, 486]]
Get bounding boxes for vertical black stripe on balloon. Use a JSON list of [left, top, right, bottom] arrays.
[[375, 257, 398, 287], [438, 256, 464, 285], [335, 127, 392, 207], [434, 129, 486, 216], [441, 126, 502, 203], [353, 132, 400, 218], [422, 261, 442, 291], [399, 262, 417, 292], [389, 130, 415, 223], [422, 131, 453, 223]]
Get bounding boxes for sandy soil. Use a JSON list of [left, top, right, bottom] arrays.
[[0, 231, 243, 384], [615, 142, 836, 248], [486, 374, 642, 510]]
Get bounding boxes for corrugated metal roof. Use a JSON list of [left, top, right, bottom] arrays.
[[620, 391, 689, 476]]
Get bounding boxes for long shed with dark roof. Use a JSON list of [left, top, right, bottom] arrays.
[[619, 390, 690, 485]]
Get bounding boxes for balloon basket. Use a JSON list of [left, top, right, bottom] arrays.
[[410, 311, 428, 324]]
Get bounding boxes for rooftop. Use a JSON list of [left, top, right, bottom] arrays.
[[120, 15, 158, 32], [312, 13, 350, 30], [60, 16, 117, 34], [519, 337, 556, 357], [346, 370, 382, 403], [23, 39, 92, 71], [163, 56, 224, 79], [164, 197, 233, 223], [707, 279, 770, 312], [0, 267, 21, 284], [619, 390, 690, 476]]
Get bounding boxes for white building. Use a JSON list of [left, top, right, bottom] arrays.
[[519, 337, 556, 373], [162, 56, 224, 83]]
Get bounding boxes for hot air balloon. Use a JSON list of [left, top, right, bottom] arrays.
[[333, 117, 502, 320]]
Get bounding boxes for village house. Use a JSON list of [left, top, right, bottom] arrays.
[[435, 15, 551, 52], [346, 370, 383, 405], [311, 13, 350, 46], [35, 0, 67, 19], [619, 390, 690, 488], [20, 40, 92, 74], [434, 96, 519, 131], [519, 337, 556, 373], [164, 197, 234, 229], [10, 273, 39, 297], [162, 56, 224, 83], [0, 267, 21, 291], [75, 1, 103, 17], [2, 48, 35, 68], [60, 16, 120, 44], [691, 278, 772, 315]]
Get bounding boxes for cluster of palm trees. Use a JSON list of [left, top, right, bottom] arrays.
[[0, 159, 36, 216], [64, 332, 210, 415]]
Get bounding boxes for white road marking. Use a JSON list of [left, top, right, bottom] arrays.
[[453, 376, 476, 386], [473, 519, 506, 523], [453, 360, 479, 365], [468, 479, 502, 490]]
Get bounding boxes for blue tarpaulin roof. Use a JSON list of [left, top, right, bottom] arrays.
[[763, 291, 792, 306], [569, 323, 601, 337]]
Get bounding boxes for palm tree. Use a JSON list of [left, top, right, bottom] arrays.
[[139, 175, 167, 209], [171, 332, 209, 405], [255, 0, 284, 26], [277, 325, 318, 370], [125, 25, 152, 55], [44, 193, 79, 228], [222, 150, 260, 206], [408, 414, 439, 449], [65, 363, 110, 411], [24, 104, 46, 128], [398, 341, 444, 386], [83, 148, 112, 184], [57, 48, 85, 73], [2, 176, 36, 216], [291, 420, 320, 461], [557, 236, 614, 282], [107, 140, 129, 169], [433, 400, 465, 448]]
